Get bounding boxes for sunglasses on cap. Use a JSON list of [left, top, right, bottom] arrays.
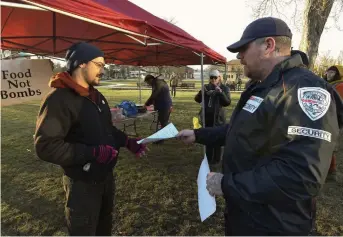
[[210, 76, 218, 80]]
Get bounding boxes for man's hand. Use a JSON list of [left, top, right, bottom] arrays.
[[126, 138, 149, 158], [177, 129, 196, 144], [206, 172, 224, 196]]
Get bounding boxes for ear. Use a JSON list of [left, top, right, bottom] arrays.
[[79, 63, 87, 69], [264, 37, 276, 55]]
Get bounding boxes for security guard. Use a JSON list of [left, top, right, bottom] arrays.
[[178, 17, 343, 235]]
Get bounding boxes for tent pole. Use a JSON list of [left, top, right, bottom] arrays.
[[200, 53, 206, 155], [224, 62, 228, 84], [139, 67, 142, 104]]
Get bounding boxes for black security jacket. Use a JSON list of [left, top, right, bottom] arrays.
[[194, 55, 343, 235]]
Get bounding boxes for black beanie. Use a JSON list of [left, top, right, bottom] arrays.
[[65, 42, 104, 73], [327, 66, 339, 74]]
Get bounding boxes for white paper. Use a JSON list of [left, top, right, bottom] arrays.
[[137, 123, 179, 144], [197, 155, 216, 222]]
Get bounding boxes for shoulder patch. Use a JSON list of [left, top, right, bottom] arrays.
[[288, 126, 331, 142], [297, 87, 331, 121], [243, 96, 264, 113]]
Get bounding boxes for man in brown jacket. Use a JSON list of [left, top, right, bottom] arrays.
[[34, 42, 147, 236]]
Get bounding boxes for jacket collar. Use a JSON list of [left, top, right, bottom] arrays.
[[256, 54, 304, 89]]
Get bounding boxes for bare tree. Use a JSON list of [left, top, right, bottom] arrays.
[[336, 50, 343, 65], [53, 62, 67, 74], [163, 16, 178, 25], [248, 0, 343, 69], [313, 50, 340, 76]]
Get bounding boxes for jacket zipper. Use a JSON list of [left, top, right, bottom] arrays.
[[85, 97, 102, 113], [83, 96, 103, 172]]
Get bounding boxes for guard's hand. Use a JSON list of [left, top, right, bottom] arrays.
[[176, 129, 196, 144], [206, 172, 224, 196]]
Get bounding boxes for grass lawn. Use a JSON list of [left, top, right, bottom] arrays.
[[1, 89, 342, 235]]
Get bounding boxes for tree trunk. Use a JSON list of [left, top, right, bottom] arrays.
[[300, 0, 335, 69]]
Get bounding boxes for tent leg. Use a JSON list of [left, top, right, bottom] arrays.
[[224, 62, 228, 84], [200, 53, 206, 155], [139, 68, 142, 104]]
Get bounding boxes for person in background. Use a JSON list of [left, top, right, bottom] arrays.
[[237, 78, 243, 90], [178, 17, 343, 235], [144, 74, 173, 131], [194, 69, 231, 165], [34, 42, 147, 236], [169, 75, 179, 98], [324, 65, 343, 182]]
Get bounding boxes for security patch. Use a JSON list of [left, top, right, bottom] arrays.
[[243, 96, 264, 113], [287, 126, 331, 142], [298, 87, 331, 121]]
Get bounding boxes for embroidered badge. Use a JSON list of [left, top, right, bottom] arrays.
[[298, 87, 331, 121]]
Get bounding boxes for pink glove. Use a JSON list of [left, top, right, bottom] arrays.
[[126, 138, 147, 158], [93, 145, 118, 164]]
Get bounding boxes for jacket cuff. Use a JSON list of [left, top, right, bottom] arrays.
[[194, 128, 211, 145], [194, 128, 204, 144], [221, 173, 231, 200]]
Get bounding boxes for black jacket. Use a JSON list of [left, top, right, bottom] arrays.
[[34, 80, 128, 183], [194, 55, 343, 235], [145, 79, 172, 111], [195, 83, 231, 126]]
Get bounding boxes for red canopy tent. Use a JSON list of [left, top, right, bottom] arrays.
[[1, 0, 226, 66], [1, 0, 226, 132]]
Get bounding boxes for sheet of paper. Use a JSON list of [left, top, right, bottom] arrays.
[[137, 123, 178, 144], [197, 155, 216, 222]]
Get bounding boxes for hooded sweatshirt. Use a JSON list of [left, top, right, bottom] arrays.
[[327, 65, 343, 98], [34, 72, 127, 182]]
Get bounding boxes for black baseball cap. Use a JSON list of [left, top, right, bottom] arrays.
[[227, 17, 292, 53]]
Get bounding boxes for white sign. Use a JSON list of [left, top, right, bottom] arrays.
[[243, 95, 264, 113], [1, 59, 52, 106], [298, 87, 331, 121], [137, 123, 178, 144], [197, 155, 216, 222], [288, 126, 332, 142]]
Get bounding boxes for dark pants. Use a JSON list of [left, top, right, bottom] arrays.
[[206, 145, 222, 165], [63, 173, 114, 236], [171, 86, 177, 97], [158, 108, 171, 129], [205, 118, 222, 165], [224, 204, 316, 236]]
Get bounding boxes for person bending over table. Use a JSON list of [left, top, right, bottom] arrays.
[[144, 74, 173, 131]]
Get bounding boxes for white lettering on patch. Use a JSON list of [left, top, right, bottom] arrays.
[[243, 96, 264, 113], [287, 126, 331, 142], [298, 87, 331, 121]]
